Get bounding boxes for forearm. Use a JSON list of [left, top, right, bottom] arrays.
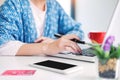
[[0, 41, 25, 56], [16, 43, 48, 56]]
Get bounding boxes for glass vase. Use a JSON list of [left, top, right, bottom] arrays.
[[97, 58, 119, 80]]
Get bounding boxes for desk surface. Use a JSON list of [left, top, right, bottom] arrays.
[[0, 56, 119, 80]]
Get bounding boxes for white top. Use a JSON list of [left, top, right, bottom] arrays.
[[0, 1, 46, 55]]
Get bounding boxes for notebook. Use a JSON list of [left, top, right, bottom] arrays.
[[49, 0, 120, 63]]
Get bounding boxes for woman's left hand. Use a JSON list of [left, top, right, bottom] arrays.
[[34, 36, 55, 43]]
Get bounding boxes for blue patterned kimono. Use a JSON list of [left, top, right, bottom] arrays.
[[0, 0, 84, 45]]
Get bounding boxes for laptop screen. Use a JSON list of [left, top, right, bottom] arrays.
[[102, 0, 120, 46]]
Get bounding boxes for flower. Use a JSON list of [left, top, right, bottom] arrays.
[[92, 35, 120, 61], [103, 36, 115, 52], [103, 36, 115, 58], [92, 36, 120, 79]]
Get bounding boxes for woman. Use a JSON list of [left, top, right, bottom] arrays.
[[0, 0, 84, 56]]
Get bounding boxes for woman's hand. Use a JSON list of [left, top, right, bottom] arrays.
[[17, 35, 81, 56], [35, 36, 55, 43], [42, 34, 82, 55]]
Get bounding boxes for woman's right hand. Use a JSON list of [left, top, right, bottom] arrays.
[[16, 34, 81, 56], [43, 34, 82, 55]]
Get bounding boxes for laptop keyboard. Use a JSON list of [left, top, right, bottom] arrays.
[[49, 47, 96, 63], [60, 47, 95, 57], [81, 47, 95, 57]]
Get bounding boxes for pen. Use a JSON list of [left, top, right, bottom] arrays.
[[54, 34, 85, 44], [54, 34, 99, 46]]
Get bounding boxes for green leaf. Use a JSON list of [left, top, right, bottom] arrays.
[[104, 52, 110, 59], [110, 45, 116, 54], [92, 46, 105, 59], [115, 46, 120, 58], [110, 46, 120, 59]]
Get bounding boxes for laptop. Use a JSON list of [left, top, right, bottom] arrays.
[[49, 0, 120, 63]]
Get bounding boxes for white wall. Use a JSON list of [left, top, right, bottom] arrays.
[[57, 0, 71, 16], [76, 0, 118, 42]]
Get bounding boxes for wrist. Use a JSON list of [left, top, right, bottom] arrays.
[[41, 43, 49, 55]]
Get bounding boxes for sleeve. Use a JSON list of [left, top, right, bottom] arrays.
[[0, 0, 21, 46], [0, 41, 25, 56], [55, 0, 84, 40]]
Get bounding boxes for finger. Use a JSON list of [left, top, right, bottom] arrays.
[[64, 41, 79, 53], [65, 39, 82, 53], [65, 47, 76, 53], [56, 38, 80, 53], [73, 43, 82, 54], [62, 34, 80, 40], [34, 37, 47, 43], [71, 42, 81, 53]]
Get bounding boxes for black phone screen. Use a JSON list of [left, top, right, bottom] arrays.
[[34, 60, 76, 70]]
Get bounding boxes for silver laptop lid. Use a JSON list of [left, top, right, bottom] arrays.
[[102, 0, 120, 46]]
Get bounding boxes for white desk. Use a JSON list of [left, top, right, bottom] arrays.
[[0, 56, 119, 80]]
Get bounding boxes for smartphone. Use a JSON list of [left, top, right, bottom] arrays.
[[30, 60, 82, 74]]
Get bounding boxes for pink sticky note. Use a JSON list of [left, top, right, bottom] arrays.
[[1, 70, 36, 76]]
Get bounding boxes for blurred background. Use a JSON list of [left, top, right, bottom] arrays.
[[57, 0, 118, 42]]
